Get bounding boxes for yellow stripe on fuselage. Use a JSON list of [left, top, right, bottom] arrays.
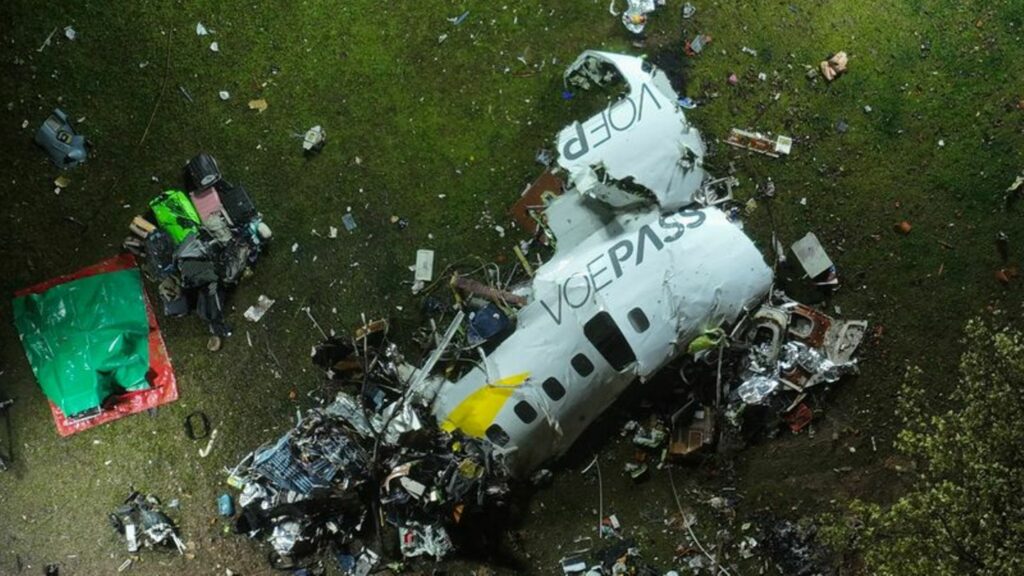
[[440, 372, 530, 437]]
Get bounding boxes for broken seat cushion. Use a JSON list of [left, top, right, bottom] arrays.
[[13, 266, 151, 417]]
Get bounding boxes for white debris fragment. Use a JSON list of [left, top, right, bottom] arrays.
[[494, 225, 506, 238], [791, 232, 834, 278], [218, 91, 230, 101], [63, 26, 77, 41], [196, 22, 208, 36], [328, 226, 338, 239], [414, 249, 435, 282], [199, 428, 219, 457], [244, 295, 276, 322], [291, 242, 299, 253], [302, 125, 325, 151], [210, 41, 219, 52]]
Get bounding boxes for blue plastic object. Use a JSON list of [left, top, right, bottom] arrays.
[[217, 493, 234, 517], [467, 303, 510, 346], [35, 109, 88, 168]]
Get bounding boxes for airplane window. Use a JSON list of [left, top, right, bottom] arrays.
[[628, 307, 650, 333], [542, 377, 566, 401], [486, 423, 510, 447], [514, 401, 538, 423], [584, 311, 638, 371], [572, 353, 594, 377]]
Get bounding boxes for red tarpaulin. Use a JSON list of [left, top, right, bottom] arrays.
[[14, 253, 178, 436]]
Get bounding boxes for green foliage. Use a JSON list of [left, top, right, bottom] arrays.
[[825, 319, 1024, 575]]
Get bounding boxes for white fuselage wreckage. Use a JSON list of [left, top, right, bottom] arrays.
[[418, 52, 773, 477]]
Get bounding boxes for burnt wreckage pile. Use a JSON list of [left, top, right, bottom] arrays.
[[724, 297, 866, 438], [124, 153, 271, 337], [665, 294, 867, 462], [226, 323, 511, 570]]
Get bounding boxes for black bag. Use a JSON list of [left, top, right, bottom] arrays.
[[184, 153, 222, 192], [217, 180, 258, 225], [145, 230, 176, 279]]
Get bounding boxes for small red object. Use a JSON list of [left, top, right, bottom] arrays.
[[784, 403, 814, 433]]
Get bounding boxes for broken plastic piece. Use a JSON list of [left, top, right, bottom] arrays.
[[414, 249, 435, 282], [243, 295, 275, 322], [685, 34, 711, 56], [35, 109, 88, 168], [217, 493, 234, 517], [725, 128, 792, 157], [302, 125, 326, 153], [342, 212, 357, 232], [791, 232, 835, 279]]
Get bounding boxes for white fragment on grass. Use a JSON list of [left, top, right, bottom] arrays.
[[328, 226, 338, 238], [219, 91, 230, 100], [291, 242, 299, 253], [196, 22, 208, 36], [199, 429, 219, 458], [494, 225, 505, 237], [414, 249, 435, 282], [210, 41, 219, 52], [244, 295, 276, 322], [63, 26, 77, 41]]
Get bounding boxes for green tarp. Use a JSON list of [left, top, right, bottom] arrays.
[[13, 268, 151, 416]]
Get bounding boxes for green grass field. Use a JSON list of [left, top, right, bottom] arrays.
[[1, 1, 1022, 574]]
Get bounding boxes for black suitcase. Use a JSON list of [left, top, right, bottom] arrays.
[[184, 153, 222, 192], [216, 180, 258, 226]]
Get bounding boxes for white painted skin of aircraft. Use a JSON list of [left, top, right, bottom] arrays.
[[419, 51, 772, 477], [429, 201, 772, 477]]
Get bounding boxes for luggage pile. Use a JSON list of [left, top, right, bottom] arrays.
[[124, 153, 272, 340]]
